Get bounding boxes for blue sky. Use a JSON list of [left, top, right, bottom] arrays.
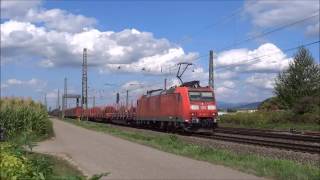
[[1, 0, 319, 109]]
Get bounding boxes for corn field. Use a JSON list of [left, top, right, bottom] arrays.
[[0, 97, 52, 140]]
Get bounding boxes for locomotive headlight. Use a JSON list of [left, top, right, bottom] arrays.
[[207, 105, 216, 110], [190, 105, 199, 110]]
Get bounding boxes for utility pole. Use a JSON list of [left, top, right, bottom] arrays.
[[62, 77, 67, 119], [164, 78, 167, 90], [93, 95, 95, 107], [209, 50, 215, 89], [57, 89, 60, 110], [82, 48, 88, 120], [116, 92, 120, 108], [126, 90, 129, 109], [44, 93, 47, 111]]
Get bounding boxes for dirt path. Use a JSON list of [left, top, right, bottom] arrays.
[[35, 118, 266, 180]]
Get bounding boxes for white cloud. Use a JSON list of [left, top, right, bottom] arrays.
[[215, 86, 234, 97], [1, 0, 42, 19], [245, 73, 276, 90], [216, 71, 237, 80], [222, 81, 235, 89], [1, 83, 9, 89], [216, 43, 291, 73], [1, 0, 297, 104], [171, 43, 291, 102], [1, 0, 96, 33], [244, 0, 320, 37], [39, 59, 54, 68], [121, 81, 144, 91], [25, 8, 97, 33], [1, 20, 198, 73], [105, 47, 198, 74], [4, 78, 47, 92], [305, 22, 320, 37]]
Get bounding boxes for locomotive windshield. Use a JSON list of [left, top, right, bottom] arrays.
[[189, 91, 215, 101]]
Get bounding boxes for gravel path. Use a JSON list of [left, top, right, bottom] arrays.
[[35, 118, 266, 180]]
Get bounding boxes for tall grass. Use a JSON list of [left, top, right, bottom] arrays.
[[0, 97, 53, 140]]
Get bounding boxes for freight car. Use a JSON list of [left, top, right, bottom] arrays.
[[60, 80, 218, 132], [64, 107, 82, 119]]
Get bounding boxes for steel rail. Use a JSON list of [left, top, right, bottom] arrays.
[[216, 127, 320, 143], [194, 133, 320, 154]]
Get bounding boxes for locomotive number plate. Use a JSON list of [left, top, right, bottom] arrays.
[[200, 106, 207, 110]]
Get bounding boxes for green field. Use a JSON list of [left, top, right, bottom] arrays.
[[63, 118, 320, 180]]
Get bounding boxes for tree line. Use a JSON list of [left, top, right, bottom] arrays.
[[258, 47, 320, 122]]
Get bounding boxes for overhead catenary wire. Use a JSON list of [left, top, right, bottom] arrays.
[[82, 40, 320, 106], [176, 0, 259, 45], [112, 10, 320, 77], [218, 10, 320, 51], [187, 10, 320, 64], [215, 40, 320, 72], [168, 1, 259, 68]]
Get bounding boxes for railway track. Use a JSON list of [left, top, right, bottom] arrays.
[[135, 124, 320, 154], [215, 127, 320, 143], [63, 116, 320, 154], [113, 122, 320, 154]]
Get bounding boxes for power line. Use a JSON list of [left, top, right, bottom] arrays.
[[109, 2, 254, 74], [188, 11, 319, 66], [176, 0, 259, 45], [218, 11, 319, 51], [113, 12, 320, 75], [215, 40, 320, 72]]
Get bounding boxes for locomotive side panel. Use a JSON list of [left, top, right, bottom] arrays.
[[159, 93, 182, 121], [137, 93, 182, 122]]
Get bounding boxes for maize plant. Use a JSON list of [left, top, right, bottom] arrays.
[[0, 97, 52, 140]]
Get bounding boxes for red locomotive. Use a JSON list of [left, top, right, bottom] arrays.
[[137, 81, 218, 131], [57, 80, 218, 132]]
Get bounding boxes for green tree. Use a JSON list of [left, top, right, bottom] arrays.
[[274, 47, 320, 109], [258, 97, 285, 111]]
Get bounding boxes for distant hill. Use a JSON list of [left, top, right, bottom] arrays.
[[233, 102, 261, 110], [217, 101, 261, 110], [217, 102, 236, 109]]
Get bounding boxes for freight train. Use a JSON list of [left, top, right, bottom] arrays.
[[52, 80, 218, 132]]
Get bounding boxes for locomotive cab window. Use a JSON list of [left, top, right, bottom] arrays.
[[189, 91, 215, 101]]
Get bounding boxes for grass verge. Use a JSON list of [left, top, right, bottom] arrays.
[[219, 111, 320, 132], [63, 118, 320, 180], [28, 152, 85, 180]]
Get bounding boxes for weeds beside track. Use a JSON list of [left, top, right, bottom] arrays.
[[63, 118, 320, 180]]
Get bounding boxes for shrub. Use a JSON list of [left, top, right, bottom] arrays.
[[292, 96, 320, 115], [258, 97, 285, 111], [0, 151, 29, 179], [0, 142, 55, 179], [0, 143, 29, 179], [298, 113, 320, 124], [219, 111, 294, 126]]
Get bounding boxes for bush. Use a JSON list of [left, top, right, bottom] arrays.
[[297, 113, 320, 124], [219, 111, 294, 126], [292, 96, 320, 115], [0, 143, 29, 179], [258, 97, 285, 111], [0, 142, 55, 179]]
